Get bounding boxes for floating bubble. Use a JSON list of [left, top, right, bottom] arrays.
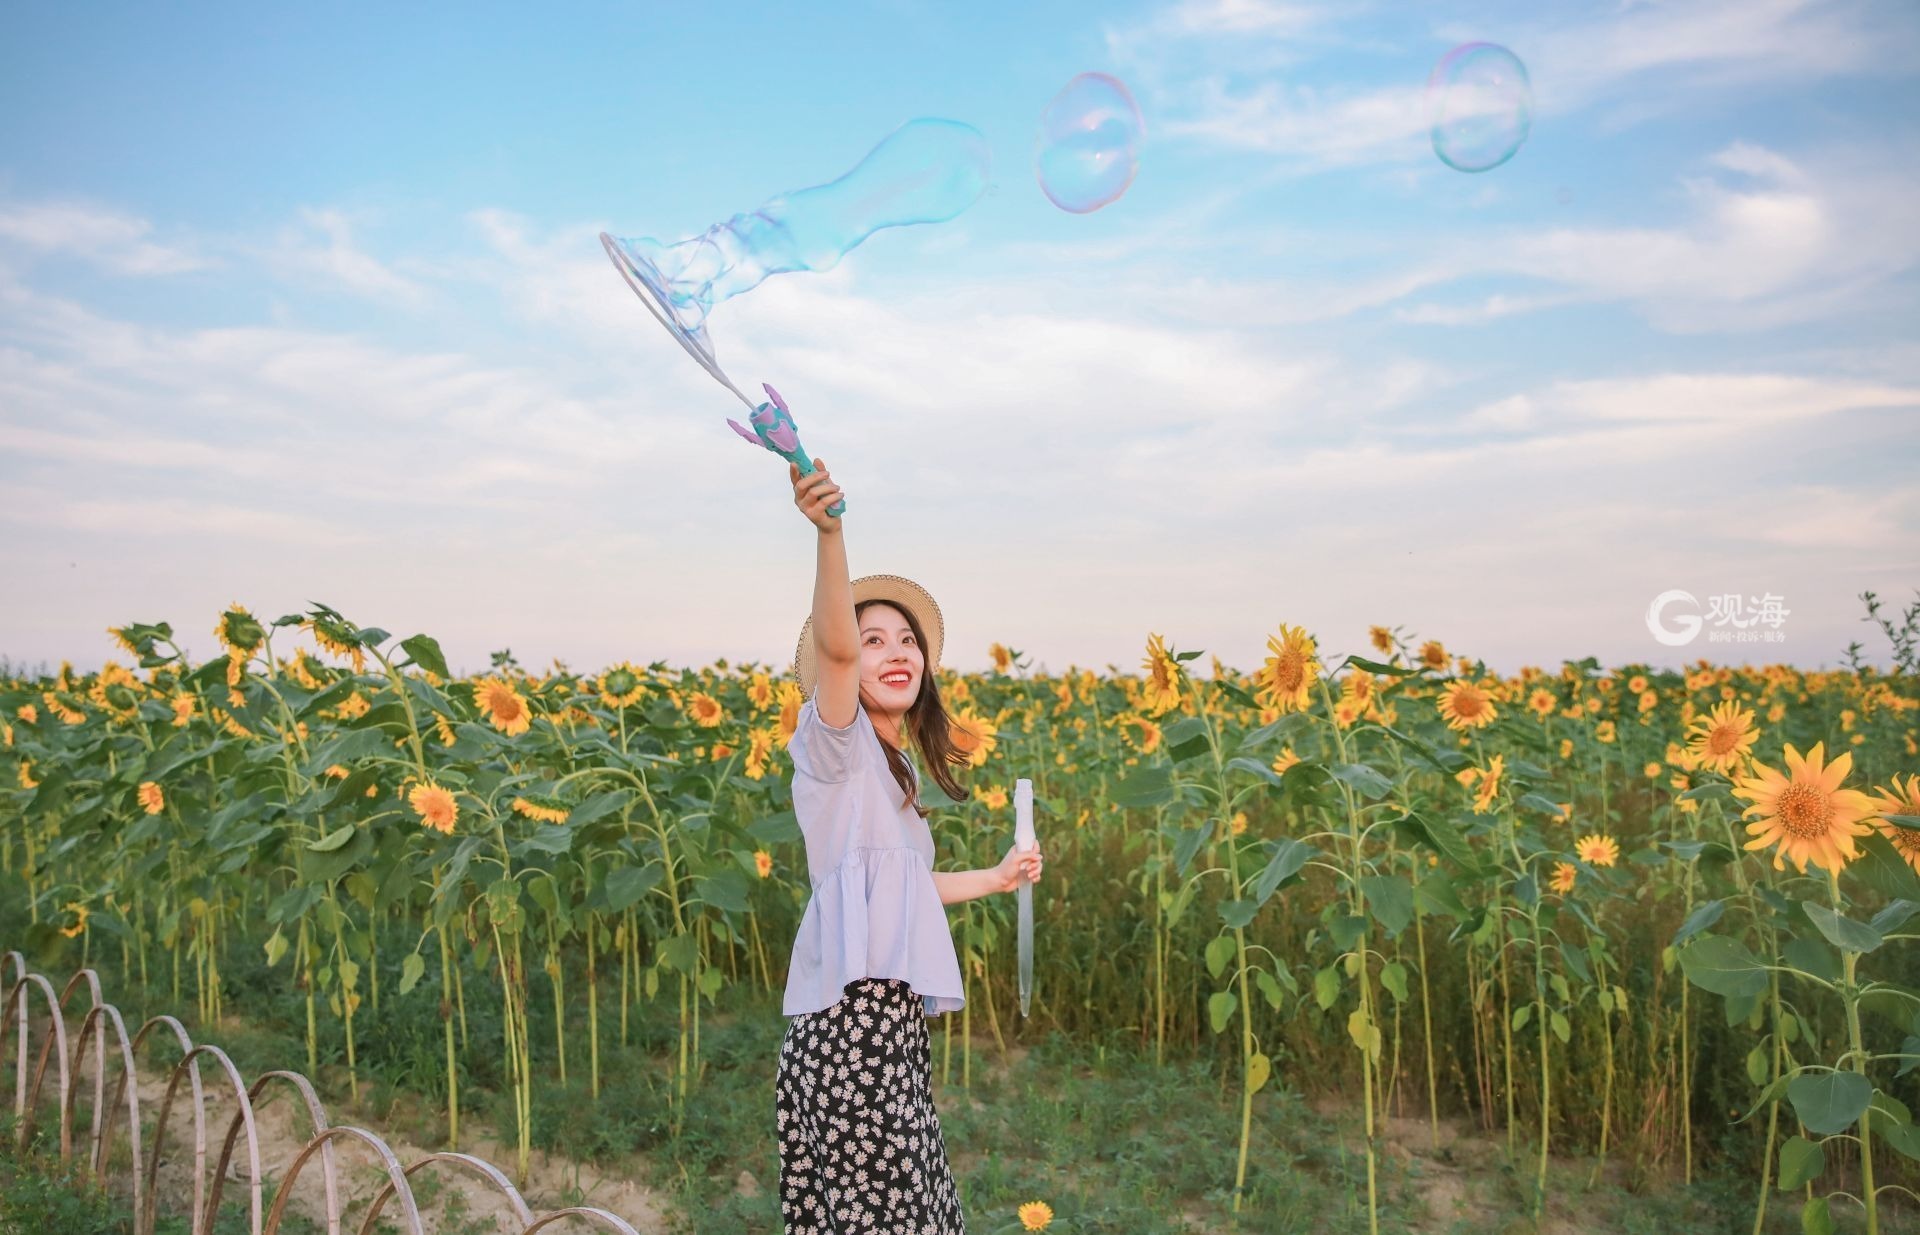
[[1426, 42, 1532, 173], [602, 118, 991, 377], [1034, 72, 1144, 213]]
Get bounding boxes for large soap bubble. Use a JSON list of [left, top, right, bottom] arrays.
[[1034, 72, 1144, 213], [1426, 43, 1532, 173], [602, 117, 991, 382]]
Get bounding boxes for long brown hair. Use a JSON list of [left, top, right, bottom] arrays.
[[856, 597, 968, 818]]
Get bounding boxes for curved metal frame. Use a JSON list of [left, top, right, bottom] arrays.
[[2, 951, 646, 1234]]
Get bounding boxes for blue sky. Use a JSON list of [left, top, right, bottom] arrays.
[[3, 0, 1917, 679]]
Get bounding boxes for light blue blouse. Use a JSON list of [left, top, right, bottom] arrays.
[[781, 693, 966, 1018]]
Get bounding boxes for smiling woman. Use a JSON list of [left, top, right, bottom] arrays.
[[770, 454, 1045, 1234]]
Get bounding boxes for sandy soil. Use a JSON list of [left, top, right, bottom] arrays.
[[21, 1020, 679, 1235]]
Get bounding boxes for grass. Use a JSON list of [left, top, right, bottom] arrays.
[[6, 926, 1889, 1234]]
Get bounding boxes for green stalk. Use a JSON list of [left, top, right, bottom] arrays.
[[1317, 676, 1379, 1235], [1415, 901, 1440, 1150]]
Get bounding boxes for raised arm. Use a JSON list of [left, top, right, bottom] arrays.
[[792, 457, 860, 726]]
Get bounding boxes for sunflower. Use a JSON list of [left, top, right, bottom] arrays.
[[948, 708, 999, 768], [43, 691, 86, 725], [747, 671, 774, 712], [1733, 742, 1878, 875], [1272, 745, 1301, 776], [1419, 640, 1449, 672], [473, 677, 533, 736], [1052, 679, 1075, 716], [1230, 810, 1248, 836], [777, 699, 802, 746], [1437, 680, 1498, 731], [1638, 689, 1659, 715], [1018, 1200, 1055, 1231], [754, 850, 774, 879], [1343, 669, 1376, 710], [990, 642, 1014, 674], [15, 704, 36, 724], [286, 648, 322, 690], [1868, 773, 1920, 875], [1527, 688, 1556, 719], [18, 761, 38, 789], [335, 690, 371, 721], [1255, 624, 1320, 716], [305, 614, 366, 674], [1549, 862, 1577, 895], [1118, 714, 1163, 755], [137, 781, 165, 815], [1140, 633, 1184, 716], [170, 695, 194, 727], [409, 782, 459, 835], [1472, 754, 1504, 814], [1575, 833, 1619, 867], [1686, 701, 1759, 774], [745, 727, 778, 780], [597, 663, 649, 709], [1595, 719, 1616, 744], [974, 784, 1010, 811], [510, 795, 570, 825], [59, 902, 89, 939], [686, 691, 726, 728], [1369, 625, 1396, 656], [107, 624, 147, 658], [1332, 697, 1361, 729]]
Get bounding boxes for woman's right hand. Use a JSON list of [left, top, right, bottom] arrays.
[[791, 458, 844, 532]]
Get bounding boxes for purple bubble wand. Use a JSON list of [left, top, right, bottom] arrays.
[[724, 383, 845, 518]]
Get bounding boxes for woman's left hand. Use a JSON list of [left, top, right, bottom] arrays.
[[995, 843, 1044, 894]]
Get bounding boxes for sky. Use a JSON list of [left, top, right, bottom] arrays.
[[3, 0, 1918, 681]]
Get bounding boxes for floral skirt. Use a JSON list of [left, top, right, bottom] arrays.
[[776, 978, 968, 1234]]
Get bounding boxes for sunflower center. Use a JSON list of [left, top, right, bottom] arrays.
[[1274, 652, 1304, 692], [1888, 827, 1920, 857], [1455, 690, 1487, 719], [1775, 782, 1832, 839], [1707, 724, 1741, 756]]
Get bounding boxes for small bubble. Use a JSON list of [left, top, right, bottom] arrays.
[[1035, 72, 1144, 213], [1427, 42, 1532, 173]]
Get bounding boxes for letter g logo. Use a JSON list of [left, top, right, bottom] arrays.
[[1646, 590, 1702, 647]]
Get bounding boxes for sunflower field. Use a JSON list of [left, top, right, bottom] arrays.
[[5, 598, 1920, 1234]]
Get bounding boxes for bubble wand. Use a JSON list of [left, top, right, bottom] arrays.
[[1015, 777, 1037, 1017], [599, 234, 842, 515], [722, 383, 846, 518]]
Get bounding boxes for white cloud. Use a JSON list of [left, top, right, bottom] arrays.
[[266, 208, 428, 304], [3, 188, 1915, 677], [0, 201, 206, 275], [1386, 142, 1920, 331], [1111, 0, 1919, 171]]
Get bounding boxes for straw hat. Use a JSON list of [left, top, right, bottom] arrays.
[[792, 574, 945, 697]]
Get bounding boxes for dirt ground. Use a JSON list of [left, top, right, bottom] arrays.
[[21, 1027, 678, 1235]]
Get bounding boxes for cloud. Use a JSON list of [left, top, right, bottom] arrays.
[[0, 201, 206, 275], [1385, 142, 1920, 331], [1110, 0, 1919, 171], [265, 208, 429, 304]]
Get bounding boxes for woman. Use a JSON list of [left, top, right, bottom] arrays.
[[775, 455, 1045, 1234]]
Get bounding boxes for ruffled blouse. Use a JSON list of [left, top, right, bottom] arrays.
[[781, 692, 966, 1018]]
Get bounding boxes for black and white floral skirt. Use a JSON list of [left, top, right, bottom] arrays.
[[776, 978, 968, 1234]]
